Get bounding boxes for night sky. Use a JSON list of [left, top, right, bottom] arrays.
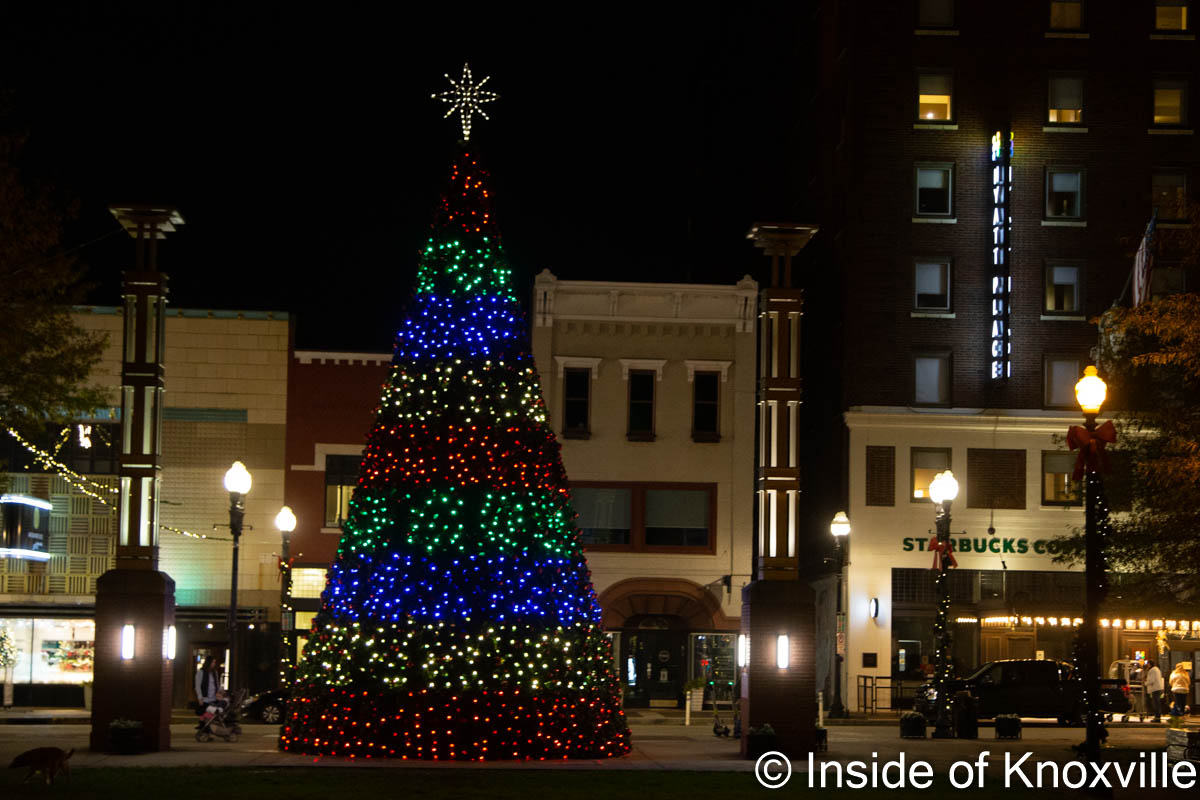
[[1, 2, 816, 351]]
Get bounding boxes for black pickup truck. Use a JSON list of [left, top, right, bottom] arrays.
[[914, 658, 1131, 724]]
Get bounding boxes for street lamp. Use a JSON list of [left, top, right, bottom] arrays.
[[928, 469, 958, 739], [829, 511, 850, 717], [224, 461, 252, 689], [1074, 366, 1108, 762], [275, 505, 297, 686]]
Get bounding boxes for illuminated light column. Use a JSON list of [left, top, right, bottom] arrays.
[[740, 221, 819, 758], [90, 205, 183, 754], [989, 131, 1013, 381]]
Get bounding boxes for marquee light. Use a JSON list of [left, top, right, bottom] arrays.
[[989, 130, 1014, 380]]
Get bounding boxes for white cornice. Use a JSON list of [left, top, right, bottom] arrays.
[[846, 407, 1084, 434]]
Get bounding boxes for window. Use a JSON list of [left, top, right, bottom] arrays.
[[65, 422, 118, 474], [1152, 171, 1188, 220], [917, 0, 954, 27], [1046, 168, 1084, 218], [914, 353, 950, 405], [1044, 355, 1082, 407], [915, 165, 953, 216], [1152, 265, 1189, 297], [324, 454, 361, 527], [911, 447, 951, 502], [917, 73, 953, 121], [1048, 76, 1084, 123], [966, 448, 1026, 509], [572, 482, 715, 552], [1049, 0, 1083, 29], [1155, 1, 1189, 30], [1153, 79, 1188, 125], [1044, 262, 1081, 313], [291, 568, 328, 599], [1042, 451, 1081, 505], [866, 446, 896, 506], [627, 370, 656, 440], [915, 259, 950, 310], [563, 367, 591, 438], [692, 371, 720, 441], [573, 486, 632, 545]]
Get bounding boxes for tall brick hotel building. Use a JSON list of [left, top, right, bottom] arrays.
[[814, 0, 1200, 711]]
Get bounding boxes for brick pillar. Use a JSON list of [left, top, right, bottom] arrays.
[[740, 580, 817, 757], [90, 570, 175, 752]]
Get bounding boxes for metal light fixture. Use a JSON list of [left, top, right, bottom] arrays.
[[829, 511, 851, 718], [224, 461, 252, 495], [928, 470, 959, 505], [275, 506, 297, 534], [869, 598, 879, 619], [1074, 365, 1106, 416], [224, 461, 252, 689]]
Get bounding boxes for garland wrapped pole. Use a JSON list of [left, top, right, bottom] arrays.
[[928, 470, 959, 739], [1070, 366, 1112, 763]]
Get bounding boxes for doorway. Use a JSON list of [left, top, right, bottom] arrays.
[[620, 618, 687, 708]]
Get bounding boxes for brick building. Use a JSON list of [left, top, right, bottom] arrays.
[[815, 0, 1200, 711]]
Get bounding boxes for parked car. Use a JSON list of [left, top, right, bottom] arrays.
[[242, 688, 290, 724], [913, 658, 1130, 724]]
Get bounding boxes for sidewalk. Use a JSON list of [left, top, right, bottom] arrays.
[[3, 706, 1195, 728]]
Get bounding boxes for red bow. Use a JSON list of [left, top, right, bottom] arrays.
[[276, 556, 296, 583], [1067, 420, 1116, 480], [930, 537, 957, 570]]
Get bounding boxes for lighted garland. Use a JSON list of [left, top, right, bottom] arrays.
[[281, 147, 629, 759], [4, 425, 226, 543]]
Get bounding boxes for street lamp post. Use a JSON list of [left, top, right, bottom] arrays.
[[928, 469, 959, 739], [829, 511, 851, 718], [224, 461, 252, 689], [275, 506, 297, 686], [1074, 366, 1109, 762]]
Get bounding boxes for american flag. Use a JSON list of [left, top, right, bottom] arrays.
[[1131, 216, 1157, 307]]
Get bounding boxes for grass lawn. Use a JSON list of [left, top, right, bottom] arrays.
[[1, 767, 1075, 799]]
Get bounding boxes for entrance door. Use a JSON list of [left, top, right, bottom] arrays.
[[620, 629, 687, 708]]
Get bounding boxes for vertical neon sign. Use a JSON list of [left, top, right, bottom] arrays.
[[990, 131, 1013, 380]]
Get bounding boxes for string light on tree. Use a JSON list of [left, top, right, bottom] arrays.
[[279, 115, 629, 760], [432, 63, 499, 142]]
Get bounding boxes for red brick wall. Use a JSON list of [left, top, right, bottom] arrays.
[[285, 355, 391, 566]]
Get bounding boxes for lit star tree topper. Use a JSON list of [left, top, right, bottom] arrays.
[[432, 63, 499, 142]]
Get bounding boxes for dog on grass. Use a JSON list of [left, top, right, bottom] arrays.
[[8, 747, 74, 786]]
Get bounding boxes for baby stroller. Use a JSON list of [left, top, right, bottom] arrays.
[[195, 689, 246, 742]]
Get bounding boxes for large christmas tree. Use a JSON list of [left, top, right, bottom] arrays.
[[279, 145, 630, 760]]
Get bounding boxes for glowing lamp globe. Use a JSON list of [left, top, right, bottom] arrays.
[[224, 461, 252, 495], [830, 511, 851, 538], [928, 470, 959, 505], [275, 506, 297, 533], [1075, 366, 1106, 415]]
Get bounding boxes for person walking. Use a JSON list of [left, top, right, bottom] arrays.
[[1169, 663, 1191, 717], [1143, 660, 1164, 722]]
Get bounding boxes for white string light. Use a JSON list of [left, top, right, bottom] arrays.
[[431, 63, 498, 141]]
